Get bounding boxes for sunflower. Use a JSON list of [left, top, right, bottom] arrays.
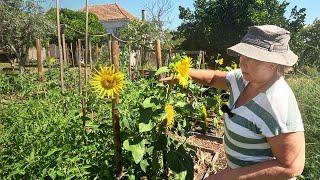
[[215, 58, 224, 65], [90, 65, 124, 99], [201, 105, 208, 126], [231, 63, 238, 69], [165, 104, 175, 129], [48, 57, 56, 65], [173, 56, 192, 87]]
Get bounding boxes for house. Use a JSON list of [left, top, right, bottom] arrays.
[[86, 3, 135, 35]]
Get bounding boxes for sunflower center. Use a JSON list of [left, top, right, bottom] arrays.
[[101, 75, 115, 89], [179, 65, 188, 76]]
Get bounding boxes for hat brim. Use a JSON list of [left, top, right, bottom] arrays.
[[227, 43, 298, 66]]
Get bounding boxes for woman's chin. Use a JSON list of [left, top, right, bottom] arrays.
[[242, 73, 250, 81]]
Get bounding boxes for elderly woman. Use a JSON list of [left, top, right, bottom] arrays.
[[181, 25, 305, 179]]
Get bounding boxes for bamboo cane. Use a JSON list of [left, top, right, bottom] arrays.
[[56, 0, 65, 94]]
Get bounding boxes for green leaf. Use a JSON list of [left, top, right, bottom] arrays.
[[174, 170, 187, 180], [123, 140, 130, 151], [56, 170, 64, 177], [142, 97, 159, 109], [175, 101, 187, 108], [155, 66, 170, 75], [131, 140, 146, 164], [45, 147, 62, 157], [123, 140, 146, 164], [167, 145, 194, 180], [139, 159, 149, 173], [145, 146, 154, 156], [139, 121, 156, 133]]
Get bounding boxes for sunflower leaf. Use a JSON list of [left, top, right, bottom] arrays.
[[139, 121, 156, 133], [155, 66, 170, 76], [142, 97, 157, 109], [175, 101, 187, 108], [139, 159, 149, 173], [123, 140, 146, 164]]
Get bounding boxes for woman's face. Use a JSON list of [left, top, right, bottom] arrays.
[[239, 55, 278, 83]]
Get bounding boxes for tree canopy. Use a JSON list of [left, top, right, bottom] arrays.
[[298, 19, 320, 68], [0, 0, 54, 71], [45, 8, 105, 44], [119, 19, 182, 50], [176, 0, 306, 63]]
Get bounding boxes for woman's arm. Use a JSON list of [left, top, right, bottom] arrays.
[[160, 69, 229, 90], [206, 131, 305, 180], [189, 69, 228, 90]]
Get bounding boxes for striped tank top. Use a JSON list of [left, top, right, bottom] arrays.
[[224, 69, 304, 169]]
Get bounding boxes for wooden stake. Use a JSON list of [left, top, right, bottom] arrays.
[[77, 39, 82, 95], [95, 44, 99, 60], [70, 43, 74, 67], [108, 37, 112, 65], [77, 39, 86, 120], [155, 39, 163, 79], [56, 0, 65, 93], [111, 40, 123, 178], [141, 46, 144, 76], [62, 33, 67, 67], [89, 40, 92, 70], [85, 0, 89, 88], [36, 38, 44, 81], [128, 45, 131, 80], [46, 41, 50, 60], [168, 48, 172, 65]]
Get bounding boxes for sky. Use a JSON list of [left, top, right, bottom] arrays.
[[48, 0, 320, 30]]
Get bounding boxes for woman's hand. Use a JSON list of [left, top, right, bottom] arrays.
[[159, 76, 179, 84]]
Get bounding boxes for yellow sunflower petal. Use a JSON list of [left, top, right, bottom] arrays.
[[174, 56, 192, 87], [165, 104, 175, 129], [90, 65, 125, 99]]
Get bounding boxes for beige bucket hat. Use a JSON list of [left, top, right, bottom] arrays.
[[227, 25, 298, 66]]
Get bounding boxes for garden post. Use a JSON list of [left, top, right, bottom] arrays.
[[62, 33, 67, 67], [95, 44, 99, 61], [36, 38, 44, 81], [46, 42, 50, 68], [89, 40, 92, 70], [77, 39, 83, 95], [107, 34, 112, 65], [155, 39, 163, 79], [111, 40, 123, 177], [70, 43, 74, 67], [168, 48, 172, 65], [128, 44, 132, 80]]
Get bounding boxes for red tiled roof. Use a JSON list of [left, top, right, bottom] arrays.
[[85, 3, 135, 22]]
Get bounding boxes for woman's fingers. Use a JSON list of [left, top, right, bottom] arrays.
[[159, 76, 178, 84]]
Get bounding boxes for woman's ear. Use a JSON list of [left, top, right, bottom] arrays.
[[269, 63, 278, 70]]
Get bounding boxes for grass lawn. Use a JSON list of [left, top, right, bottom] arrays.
[[287, 71, 320, 179]]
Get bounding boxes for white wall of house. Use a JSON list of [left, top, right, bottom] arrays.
[[102, 19, 130, 35]]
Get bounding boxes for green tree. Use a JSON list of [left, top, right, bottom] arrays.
[[45, 8, 105, 44], [176, 0, 306, 64], [297, 19, 320, 68], [119, 19, 182, 50], [0, 0, 54, 72]]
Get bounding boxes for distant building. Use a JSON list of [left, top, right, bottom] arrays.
[[86, 3, 135, 35]]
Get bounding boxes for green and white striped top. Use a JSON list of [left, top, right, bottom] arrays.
[[224, 69, 304, 169]]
